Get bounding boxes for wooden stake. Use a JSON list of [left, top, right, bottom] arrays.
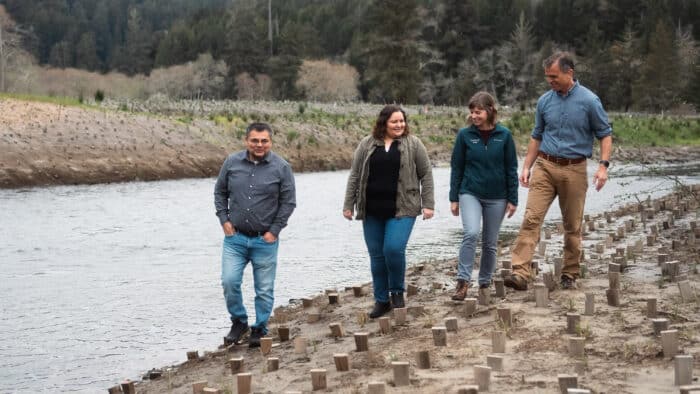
[[497, 307, 512, 328], [392, 361, 410, 386], [566, 313, 581, 335], [606, 288, 620, 307], [554, 258, 563, 278], [260, 337, 272, 355], [329, 322, 344, 338], [478, 287, 491, 306], [494, 278, 505, 297], [465, 298, 477, 316], [333, 353, 349, 372], [661, 329, 679, 358], [310, 369, 327, 391], [557, 374, 578, 394], [229, 357, 244, 374], [294, 336, 308, 354], [187, 350, 199, 361], [192, 381, 208, 394], [307, 311, 321, 323], [492, 330, 506, 353], [354, 332, 369, 352], [415, 350, 431, 369], [474, 365, 492, 391], [666, 261, 680, 281], [120, 381, 135, 394], [584, 293, 594, 316], [501, 260, 512, 270], [278, 325, 290, 342], [608, 272, 620, 289], [352, 286, 363, 297], [608, 262, 621, 273], [107, 386, 121, 394], [327, 293, 339, 305], [679, 384, 700, 394], [378, 317, 391, 334], [543, 272, 556, 291], [678, 280, 695, 303], [646, 298, 657, 318], [456, 385, 479, 394], [202, 388, 220, 394], [544, 228, 552, 239], [535, 283, 548, 307], [301, 297, 313, 308], [568, 336, 585, 358], [675, 355, 694, 386], [236, 373, 252, 394], [444, 317, 458, 332], [393, 307, 407, 325], [486, 354, 504, 371], [407, 283, 419, 297], [652, 318, 669, 336], [267, 357, 279, 372], [367, 381, 386, 394], [432, 326, 447, 346]]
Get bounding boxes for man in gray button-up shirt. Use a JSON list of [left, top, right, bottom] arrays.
[[214, 122, 296, 348]]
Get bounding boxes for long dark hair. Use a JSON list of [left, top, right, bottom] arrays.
[[372, 105, 410, 140]]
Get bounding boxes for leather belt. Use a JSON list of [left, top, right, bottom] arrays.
[[236, 228, 266, 237], [537, 151, 586, 165]]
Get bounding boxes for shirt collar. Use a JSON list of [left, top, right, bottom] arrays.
[[243, 151, 271, 163], [557, 80, 579, 97]]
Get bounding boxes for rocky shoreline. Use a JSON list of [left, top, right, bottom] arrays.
[[121, 186, 700, 393]]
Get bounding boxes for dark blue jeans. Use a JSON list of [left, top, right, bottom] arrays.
[[362, 215, 416, 303]]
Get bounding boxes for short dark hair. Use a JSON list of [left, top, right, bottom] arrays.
[[245, 122, 273, 138], [468, 91, 498, 125], [543, 51, 575, 72], [372, 105, 410, 140]]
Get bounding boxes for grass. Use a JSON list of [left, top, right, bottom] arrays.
[[1, 92, 90, 108]]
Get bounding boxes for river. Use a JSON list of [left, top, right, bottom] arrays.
[[1, 164, 698, 393]]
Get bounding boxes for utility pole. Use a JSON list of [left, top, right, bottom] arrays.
[[268, 0, 273, 56]]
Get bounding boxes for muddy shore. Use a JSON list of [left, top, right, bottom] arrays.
[[2, 98, 700, 189], [120, 187, 700, 394]]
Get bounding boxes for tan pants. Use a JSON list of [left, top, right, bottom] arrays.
[[511, 158, 588, 280]]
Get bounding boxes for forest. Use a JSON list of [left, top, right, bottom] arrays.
[[1, 0, 699, 112]]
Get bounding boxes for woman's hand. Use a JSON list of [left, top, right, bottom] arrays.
[[343, 209, 353, 220], [505, 202, 517, 218], [422, 208, 434, 220], [450, 202, 459, 216]]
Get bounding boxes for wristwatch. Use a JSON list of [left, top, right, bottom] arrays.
[[599, 160, 610, 168]]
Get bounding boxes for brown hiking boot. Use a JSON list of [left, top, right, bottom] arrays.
[[504, 274, 528, 291], [451, 279, 469, 301]]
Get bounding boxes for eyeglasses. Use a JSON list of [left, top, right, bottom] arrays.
[[248, 139, 270, 145]]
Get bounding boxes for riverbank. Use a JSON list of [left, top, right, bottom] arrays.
[[127, 187, 700, 393], [2, 97, 700, 189]]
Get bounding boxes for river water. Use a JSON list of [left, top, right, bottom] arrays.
[[1, 164, 698, 393]]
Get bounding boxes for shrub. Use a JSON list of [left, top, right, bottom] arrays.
[[94, 89, 105, 102]]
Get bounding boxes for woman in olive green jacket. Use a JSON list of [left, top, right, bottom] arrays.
[[343, 105, 435, 318]]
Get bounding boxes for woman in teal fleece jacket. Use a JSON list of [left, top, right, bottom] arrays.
[[449, 92, 519, 300]]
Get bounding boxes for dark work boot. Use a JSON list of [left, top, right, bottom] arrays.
[[224, 319, 249, 345], [248, 326, 264, 348], [560, 275, 577, 290], [390, 292, 405, 308], [369, 301, 392, 318], [504, 274, 528, 291], [451, 279, 468, 301]]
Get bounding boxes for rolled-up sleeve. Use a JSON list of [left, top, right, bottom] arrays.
[[589, 97, 612, 139], [531, 99, 545, 141]]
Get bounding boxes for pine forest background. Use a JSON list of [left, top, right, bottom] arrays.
[[1, 0, 699, 113]]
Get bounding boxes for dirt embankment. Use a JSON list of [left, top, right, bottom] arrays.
[[128, 188, 700, 393], [1, 98, 699, 189]]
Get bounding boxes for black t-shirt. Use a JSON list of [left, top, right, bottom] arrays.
[[365, 140, 400, 219]]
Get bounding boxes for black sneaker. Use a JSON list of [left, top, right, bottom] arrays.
[[368, 301, 392, 318], [479, 282, 490, 289], [561, 276, 576, 290], [224, 319, 249, 345], [249, 327, 264, 348], [390, 292, 405, 308]]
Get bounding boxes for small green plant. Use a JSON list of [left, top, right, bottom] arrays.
[[356, 311, 368, 327], [576, 323, 593, 340], [287, 130, 299, 142], [94, 89, 105, 102], [298, 102, 307, 114], [566, 297, 576, 312]]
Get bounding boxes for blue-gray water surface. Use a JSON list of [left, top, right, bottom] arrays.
[[1, 164, 698, 393]]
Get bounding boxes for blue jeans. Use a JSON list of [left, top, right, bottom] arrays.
[[362, 215, 416, 303], [221, 233, 279, 334], [458, 193, 507, 285]]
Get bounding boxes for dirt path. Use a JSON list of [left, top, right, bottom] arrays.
[[128, 188, 700, 393]]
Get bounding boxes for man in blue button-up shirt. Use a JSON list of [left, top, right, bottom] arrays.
[[214, 122, 296, 347], [505, 52, 612, 292]]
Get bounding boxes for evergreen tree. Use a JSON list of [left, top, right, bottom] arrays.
[[361, 0, 422, 104], [608, 23, 642, 111], [633, 20, 681, 111]]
